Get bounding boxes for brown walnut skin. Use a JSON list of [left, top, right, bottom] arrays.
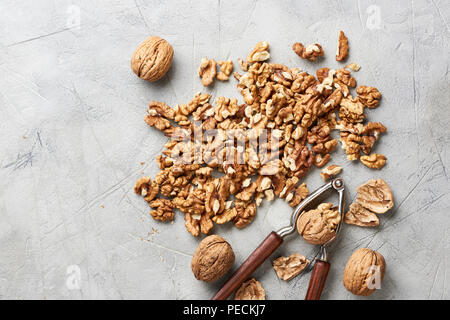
[[343, 248, 386, 296], [191, 235, 235, 282], [131, 36, 174, 82]]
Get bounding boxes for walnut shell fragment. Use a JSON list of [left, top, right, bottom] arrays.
[[191, 235, 235, 282], [356, 178, 394, 214], [343, 248, 386, 296], [344, 202, 379, 227], [273, 253, 310, 281], [234, 278, 265, 300], [131, 36, 174, 82], [336, 30, 349, 61], [297, 203, 340, 245]]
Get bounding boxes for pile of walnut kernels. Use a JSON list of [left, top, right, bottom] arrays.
[[134, 32, 388, 237]]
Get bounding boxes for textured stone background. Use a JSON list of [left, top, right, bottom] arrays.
[[0, 0, 449, 300]]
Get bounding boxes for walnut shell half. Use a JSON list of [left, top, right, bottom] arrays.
[[356, 178, 394, 214], [273, 253, 310, 281], [131, 36, 173, 82], [297, 203, 340, 245], [191, 235, 235, 282], [343, 248, 386, 296], [344, 202, 379, 227]]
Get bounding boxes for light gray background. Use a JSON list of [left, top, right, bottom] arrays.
[[0, 0, 449, 300]]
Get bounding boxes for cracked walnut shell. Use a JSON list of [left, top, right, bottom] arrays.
[[234, 278, 266, 300], [343, 248, 386, 296], [191, 235, 235, 282], [297, 203, 340, 245], [273, 253, 310, 281], [356, 178, 394, 214], [131, 36, 173, 82], [344, 202, 379, 227]]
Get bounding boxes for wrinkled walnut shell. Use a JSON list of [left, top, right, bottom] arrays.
[[297, 203, 340, 245], [356, 178, 394, 214], [234, 278, 265, 300], [344, 202, 379, 227], [131, 36, 173, 82], [191, 235, 235, 282], [273, 253, 309, 281], [343, 248, 386, 296]]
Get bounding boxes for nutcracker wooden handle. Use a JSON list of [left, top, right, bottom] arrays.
[[211, 231, 283, 300], [305, 259, 330, 300]]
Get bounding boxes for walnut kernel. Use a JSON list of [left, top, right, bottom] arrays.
[[247, 41, 270, 63], [292, 42, 324, 61], [336, 30, 349, 61], [360, 153, 386, 169], [357, 86, 381, 109], [217, 60, 233, 81], [320, 165, 342, 181], [198, 57, 217, 86]]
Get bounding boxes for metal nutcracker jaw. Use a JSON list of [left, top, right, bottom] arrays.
[[275, 178, 345, 241]]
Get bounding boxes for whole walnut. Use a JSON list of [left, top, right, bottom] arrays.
[[297, 203, 340, 245], [191, 235, 235, 282], [343, 248, 386, 296], [131, 36, 174, 82]]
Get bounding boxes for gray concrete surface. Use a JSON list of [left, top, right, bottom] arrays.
[[0, 0, 449, 300]]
